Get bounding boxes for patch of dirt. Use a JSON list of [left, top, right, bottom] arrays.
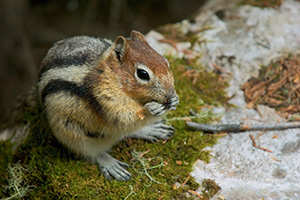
[[242, 53, 300, 118]]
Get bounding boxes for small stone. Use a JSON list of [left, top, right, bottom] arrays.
[[272, 168, 287, 179], [281, 139, 300, 154]]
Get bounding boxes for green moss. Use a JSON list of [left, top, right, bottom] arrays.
[[0, 141, 14, 196], [167, 56, 230, 113], [156, 24, 213, 48], [201, 179, 221, 200], [1, 56, 229, 199]]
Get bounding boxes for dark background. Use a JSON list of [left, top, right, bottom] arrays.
[[0, 0, 205, 122]]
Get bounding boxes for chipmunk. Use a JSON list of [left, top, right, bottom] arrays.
[[38, 30, 179, 181]]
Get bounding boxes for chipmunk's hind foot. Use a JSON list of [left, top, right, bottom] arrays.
[[97, 153, 131, 181]]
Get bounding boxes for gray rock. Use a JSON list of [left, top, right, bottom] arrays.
[[146, 0, 300, 199], [189, 0, 300, 199], [192, 106, 300, 199], [272, 168, 287, 179], [281, 140, 300, 155]]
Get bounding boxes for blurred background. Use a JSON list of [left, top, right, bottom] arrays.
[[0, 0, 205, 122]]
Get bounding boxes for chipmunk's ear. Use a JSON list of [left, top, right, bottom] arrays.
[[114, 36, 126, 63], [130, 30, 147, 43]]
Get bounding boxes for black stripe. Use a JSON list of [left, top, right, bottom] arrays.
[[42, 79, 85, 102], [42, 79, 103, 115], [40, 54, 89, 76], [86, 131, 97, 138], [39, 38, 111, 78], [86, 131, 106, 138]]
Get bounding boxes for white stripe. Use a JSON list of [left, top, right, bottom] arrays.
[[38, 65, 91, 94]]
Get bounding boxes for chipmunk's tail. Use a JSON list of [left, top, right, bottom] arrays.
[[0, 87, 39, 150]]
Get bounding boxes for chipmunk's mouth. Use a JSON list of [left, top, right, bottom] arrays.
[[163, 102, 172, 109], [165, 93, 179, 110], [163, 98, 174, 109], [149, 89, 178, 108]]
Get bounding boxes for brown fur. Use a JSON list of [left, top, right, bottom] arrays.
[[99, 31, 175, 106], [37, 31, 178, 181]]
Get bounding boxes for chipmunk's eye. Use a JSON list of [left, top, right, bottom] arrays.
[[135, 63, 153, 84], [137, 69, 150, 81]]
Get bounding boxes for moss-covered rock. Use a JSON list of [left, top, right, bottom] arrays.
[[1, 54, 229, 200]]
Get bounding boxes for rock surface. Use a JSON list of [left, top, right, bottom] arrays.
[[192, 105, 300, 199], [192, 1, 300, 199], [147, 0, 300, 199]]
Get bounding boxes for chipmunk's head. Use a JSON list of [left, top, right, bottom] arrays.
[[111, 30, 176, 106]]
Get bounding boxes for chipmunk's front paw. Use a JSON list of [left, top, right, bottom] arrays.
[[130, 121, 175, 143], [143, 122, 175, 142], [166, 94, 179, 111], [145, 101, 166, 116], [145, 94, 179, 116], [97, 153, 131, 181]]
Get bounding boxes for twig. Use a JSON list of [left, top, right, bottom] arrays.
[[257, 146, 273, 153], [249, 134, 273, 153], [212, 63, 232, 75], [186, 121, 300, 133], [268, 154, 281, 162], [187, 190, 203, 199], [167, 116, 198, 121], [158, 38, 178, 49], [249, 134, 256, 147], [180, 175, 190, 188]]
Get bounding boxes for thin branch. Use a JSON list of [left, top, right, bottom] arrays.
[[187, 190, 203, 199], [186, 121, 300, 133], [180, 175, 190, 188], [249, 134, 273, 153]]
